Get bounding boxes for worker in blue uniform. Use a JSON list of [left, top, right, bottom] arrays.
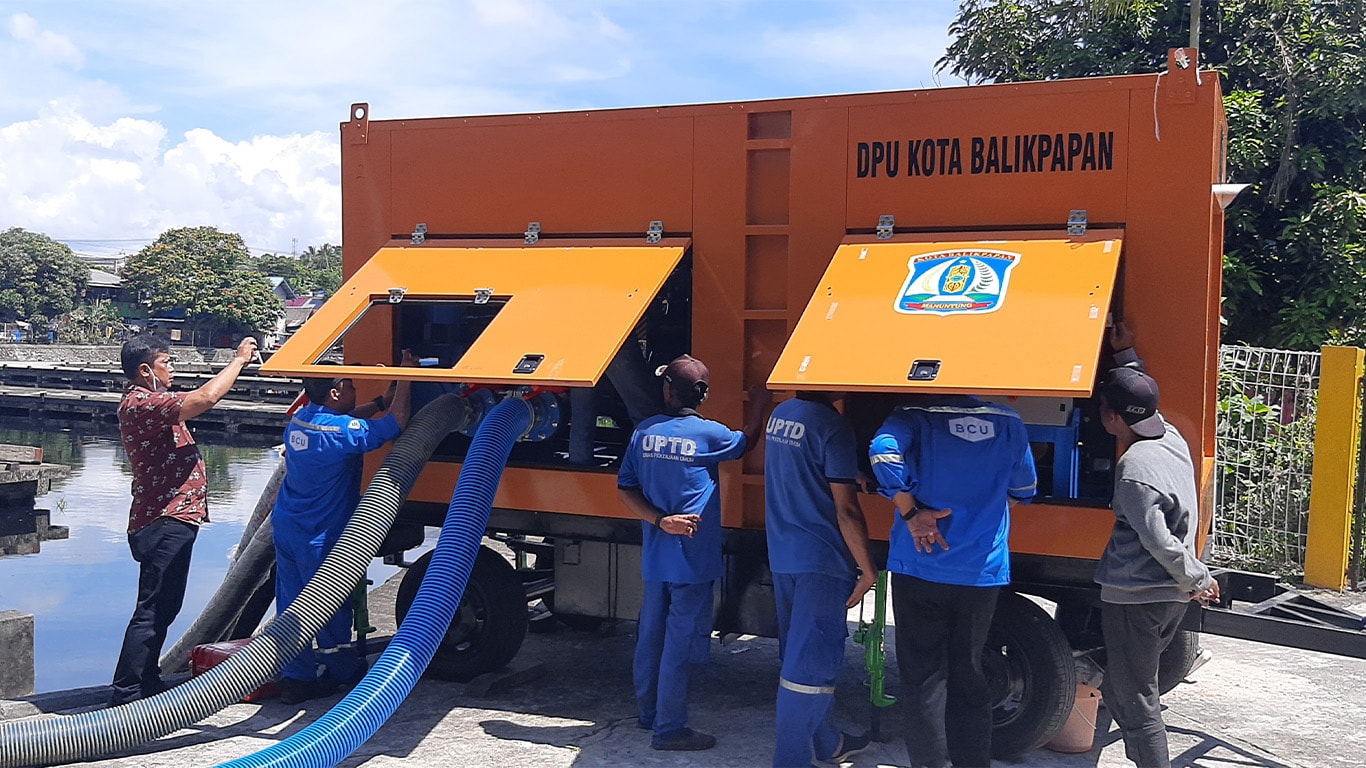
[[617, 354, 769, 751], [871, 395, 1036, 768], [764, 391, 876, 767], [273, 354, 416, 704]]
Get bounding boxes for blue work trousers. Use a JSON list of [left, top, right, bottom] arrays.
[[773, 571, 854, 767], [275, 537, 361, 683], [634, 579, 714, 735]]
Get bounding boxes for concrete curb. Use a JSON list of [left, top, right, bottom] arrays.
[[0, 637, 397, 722], [0, 684, 113, 720]]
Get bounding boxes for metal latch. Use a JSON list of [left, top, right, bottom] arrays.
[[524, 221, 541, 245], [387, 287, 408, 304], [1067, 210, 1088, 236], [411, 223, 427, 245], [876, 214, 896, 240], [646, 220, 664, 244], [473, 288, 494, 305], [907, 359, 941, 381], [512, 354, 545, 374]]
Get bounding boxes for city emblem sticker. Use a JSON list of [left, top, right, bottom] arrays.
[[895, 249, 1021, 315]]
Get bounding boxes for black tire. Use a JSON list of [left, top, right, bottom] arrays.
[[1158, 630, 1200, 694], [394, 545, 529, 682], [1053, 601, 1199, 695], [983, 592, 1078, 759]]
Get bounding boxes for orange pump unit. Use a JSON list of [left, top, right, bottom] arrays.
[[267, 50, 1224, 556], [263, 50, 1228, 751]]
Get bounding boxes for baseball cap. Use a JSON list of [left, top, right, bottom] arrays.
[[1100, 367, 1165, 438], [655, 354, 711, 405]]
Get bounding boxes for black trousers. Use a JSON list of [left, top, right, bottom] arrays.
[[110, 517, 198, 705], [892, 573, 1000, 768], [1100, 601, 1187, 768]]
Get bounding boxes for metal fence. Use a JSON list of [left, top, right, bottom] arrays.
[[1213, 345, 1322, 575]]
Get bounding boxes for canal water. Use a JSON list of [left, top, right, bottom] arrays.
[[0, 423, 418, 695]]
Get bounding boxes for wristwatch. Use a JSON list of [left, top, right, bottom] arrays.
[[899, 504, 922, 522], [372, 395, 386, 410]]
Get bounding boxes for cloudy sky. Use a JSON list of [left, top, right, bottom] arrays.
[[0, 1, 965, 261]]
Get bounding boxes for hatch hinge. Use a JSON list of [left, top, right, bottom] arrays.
[[876, 214, 896, 240], [411, 223, 427, 245], [1067, 210, 1088, 236], [646, 220, 664, 244], [387, 287, 408, 304], [524, 221, 541, 245]]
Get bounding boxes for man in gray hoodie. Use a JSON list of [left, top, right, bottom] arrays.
[[1094, 331, 1220, 768]]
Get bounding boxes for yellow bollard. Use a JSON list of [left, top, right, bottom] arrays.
[[1304, 346, 1365, 589]]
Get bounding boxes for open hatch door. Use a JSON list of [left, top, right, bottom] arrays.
[[262, 240, 689, 387], [768, 230, 1123, 396]]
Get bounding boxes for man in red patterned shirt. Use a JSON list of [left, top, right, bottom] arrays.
[[109, 332, 258, 706]]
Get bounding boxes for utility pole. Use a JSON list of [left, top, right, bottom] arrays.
[[1189, 0, 1201, 56]]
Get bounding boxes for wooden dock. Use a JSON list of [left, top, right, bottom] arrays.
[[0, 364, 300, 404], [0, 363, 296, 441], [0, 386, 290, 440]]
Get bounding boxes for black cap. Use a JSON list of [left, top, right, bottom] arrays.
[[1101, 367, 1164, 438]]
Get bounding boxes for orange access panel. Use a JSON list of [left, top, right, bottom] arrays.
[[769, 230, 1123, 396], [263, 241, 687, 387]]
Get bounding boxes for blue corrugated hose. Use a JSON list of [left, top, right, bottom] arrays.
[[0, 394, 471, 768], [218, 396, 533, 768]]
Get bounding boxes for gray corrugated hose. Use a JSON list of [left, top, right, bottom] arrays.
[[233, 454, 285, 563], [159, 515, 277, 674], [0, 393, 470, 768], [158, 453, 286, 672]]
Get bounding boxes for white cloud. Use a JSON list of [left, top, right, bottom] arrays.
[[0, 1, 962, 256], [755, 13, 962, 91], [78, 0, 646, 120], [0, 106, 339, 253], [8, 12, 83, 68]]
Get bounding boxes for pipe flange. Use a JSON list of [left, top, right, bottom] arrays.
[[521, 392, 561, 442], [458, 389, 498, 436]]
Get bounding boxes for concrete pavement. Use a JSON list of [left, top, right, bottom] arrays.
[[6, 579, 1364, 767]]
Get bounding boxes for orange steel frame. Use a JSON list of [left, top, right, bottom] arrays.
[[339, 51, 1226, 564]]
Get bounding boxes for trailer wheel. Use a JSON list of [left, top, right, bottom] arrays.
[[1158, 630, 1200, 694], [983, 592, 1077, 758], [394, 546, 529, 682], [1052, 601, 1199, 695]]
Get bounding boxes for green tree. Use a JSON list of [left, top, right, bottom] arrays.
[[121, 226, 282, 344], [250, 243, 342, 296], [940, 0, 1366, 349], [56, 299, 126, 344], [0, 228, 89, 325]]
